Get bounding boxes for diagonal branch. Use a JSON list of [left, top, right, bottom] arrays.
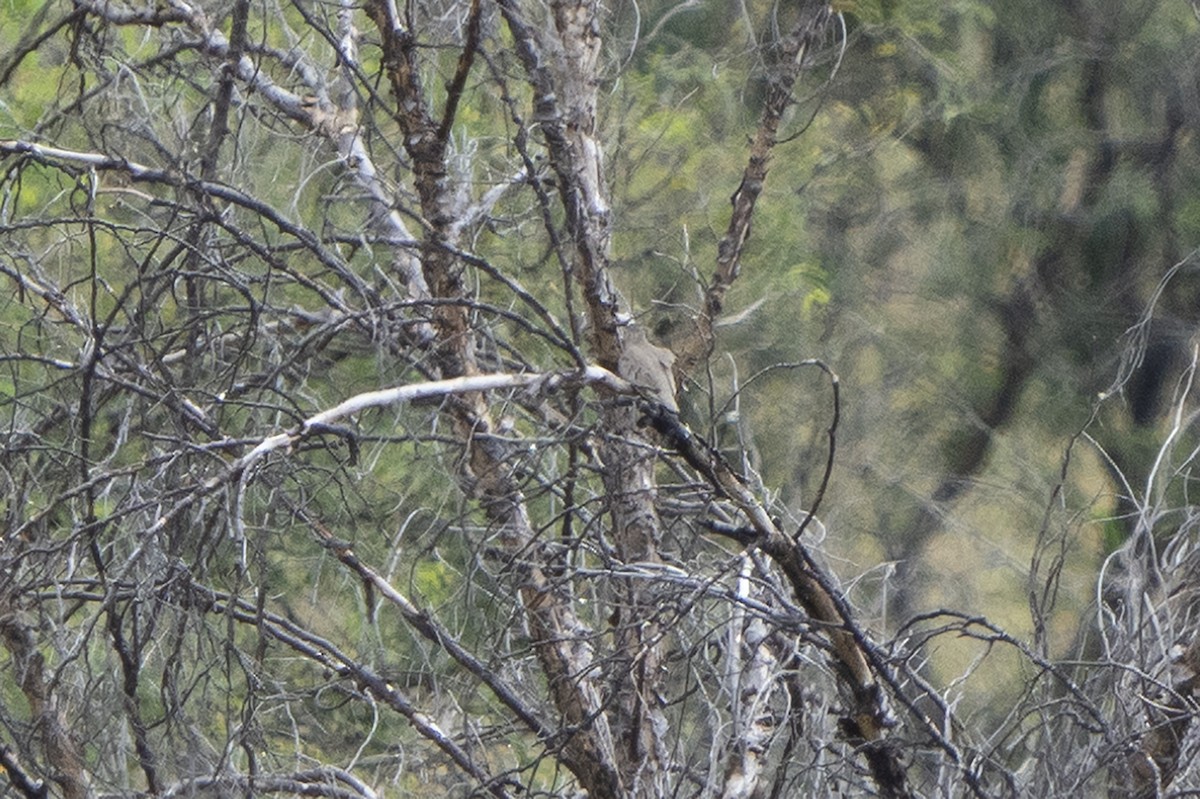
[[198, 588, 518, 797], [644, 404, 916, 799], [674, 3, 836, 378], [0, 614, 89, 799], [438, 0, 484, 144], [0, 743, 48, 799]]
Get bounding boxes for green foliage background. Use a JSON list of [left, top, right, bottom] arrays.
[[601, 0, 1200, 694]]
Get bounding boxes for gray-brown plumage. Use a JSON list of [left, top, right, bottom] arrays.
[[617, 324, 678, 412]]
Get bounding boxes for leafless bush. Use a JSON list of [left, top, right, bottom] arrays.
[[1, 2, 1198, 798]]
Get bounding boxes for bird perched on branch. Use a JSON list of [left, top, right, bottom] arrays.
[[618, 323, 679, 413]]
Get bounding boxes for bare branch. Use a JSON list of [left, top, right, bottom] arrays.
[[674, 4, 837, 378]]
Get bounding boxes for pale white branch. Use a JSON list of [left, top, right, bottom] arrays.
[[141, 365, 632, 542], [238, 366, 631, 466]]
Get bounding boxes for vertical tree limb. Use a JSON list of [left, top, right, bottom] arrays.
[[498, 4, 678, 791], [362, 4, 630, 795]]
